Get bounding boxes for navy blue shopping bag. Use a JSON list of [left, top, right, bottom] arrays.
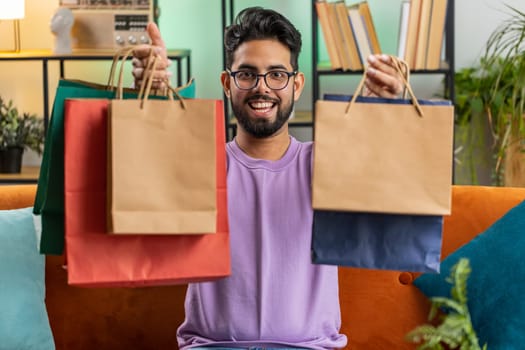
[[311, 210, 443, 273]]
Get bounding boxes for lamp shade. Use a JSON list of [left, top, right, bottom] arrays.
[[0, 0, 25, 20]]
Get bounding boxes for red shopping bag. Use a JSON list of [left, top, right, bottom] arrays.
[[63, 98, 230, 287]]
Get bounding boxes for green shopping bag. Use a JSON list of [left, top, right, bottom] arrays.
[[34, 77, 196, 255]]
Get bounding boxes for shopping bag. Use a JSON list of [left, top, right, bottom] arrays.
[[311, 210, 443, 272], [63, 97, 230, 286], [312, 63, 454, 215], [310, 57, 452, 272], [108, 88, 219, 234], [33, 61, 195, 254]]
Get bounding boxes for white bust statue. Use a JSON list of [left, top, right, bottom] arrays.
[[50, 8, 74, 54]]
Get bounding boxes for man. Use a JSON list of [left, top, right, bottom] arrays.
[[133, 7, 403, 349]]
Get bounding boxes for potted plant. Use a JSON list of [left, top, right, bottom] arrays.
[[453, 5, 524, 186], [480, 5, 525, 186], [0, 96, 45, 174], [406, 258, 487, 350], [453, 66, 496, 185]]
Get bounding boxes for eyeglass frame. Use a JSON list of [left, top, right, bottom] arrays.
[[226, 69, 298, 91]]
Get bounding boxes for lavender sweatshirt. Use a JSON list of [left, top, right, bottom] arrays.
[[177, 137, 346, 350]]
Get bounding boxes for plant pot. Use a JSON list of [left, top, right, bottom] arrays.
[[504, 116, 525, 187], [454, 113, 495, 186], [0, 147, 24, 174]]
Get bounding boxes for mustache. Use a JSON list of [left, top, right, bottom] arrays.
[[245, 94, 279, 104]]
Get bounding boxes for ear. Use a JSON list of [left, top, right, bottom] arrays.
[[221, 70, 231, 98], [292, 71, 305, 102]]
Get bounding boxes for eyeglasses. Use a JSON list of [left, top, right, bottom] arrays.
[[227, 69, 297, 91]]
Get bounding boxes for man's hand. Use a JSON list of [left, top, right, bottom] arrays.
[[132, 22, 171, 89], [363, 54, 405, 99]]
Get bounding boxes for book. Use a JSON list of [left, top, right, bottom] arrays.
[[328, 1, 352, 70], [315, 0, 343, 70], [425, 0, 448, 69], [334, 0, 363, 70], [397, 0, 411, 59], [358, 1, 381, 54], [414, 0, 432, 70], [404, 0, 422, 69], [347, 3, 373, 67]]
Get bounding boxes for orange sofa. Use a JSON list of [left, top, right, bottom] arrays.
[[1, 184, 524, 350]]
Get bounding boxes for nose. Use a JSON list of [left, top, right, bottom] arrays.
[[253, 74, 271, 92]]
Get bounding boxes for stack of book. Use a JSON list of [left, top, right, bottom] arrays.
[[397, 0, 449, 70], [315, 0, 381, 71]]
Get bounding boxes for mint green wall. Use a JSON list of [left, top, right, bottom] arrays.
[[158, 1, 223, 100], [158, 0, 406, 111]]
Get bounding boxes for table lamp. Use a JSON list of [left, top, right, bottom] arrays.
[[0, 0, 25, 52]]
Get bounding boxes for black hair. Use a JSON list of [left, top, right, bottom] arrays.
[[224, 7, 302, 71]]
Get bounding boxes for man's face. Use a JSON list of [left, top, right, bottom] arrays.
[[221, 39, 305, 138]]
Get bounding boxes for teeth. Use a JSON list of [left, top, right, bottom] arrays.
[[250, 102, 273, 109]]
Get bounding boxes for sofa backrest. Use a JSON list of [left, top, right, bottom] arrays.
[[2, 184, 525, 349]]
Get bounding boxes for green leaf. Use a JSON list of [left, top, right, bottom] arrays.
[[407, 258, 487, 350]]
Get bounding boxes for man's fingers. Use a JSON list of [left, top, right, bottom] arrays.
[[133, 68, 172, 83], [133, 22, 167, 61], [132, 56, 171, 70], [364, 76, 398, 99], [132, 22, 170, 89], [364, 54, 404, 98], [147, 22, 166, 53], [133, 44, 154, 60]]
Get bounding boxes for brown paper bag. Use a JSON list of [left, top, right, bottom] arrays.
[[108, 65, 222, 234], [312, 57, 454, 215]]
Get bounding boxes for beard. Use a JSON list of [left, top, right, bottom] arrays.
[[231, 93, 294, 138]]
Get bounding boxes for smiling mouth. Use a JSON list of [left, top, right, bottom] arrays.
[[249, 101, 276, 114]]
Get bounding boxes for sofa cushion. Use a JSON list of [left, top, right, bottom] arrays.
[[414, 199, 525, 348], [0, 207, 55, 350]]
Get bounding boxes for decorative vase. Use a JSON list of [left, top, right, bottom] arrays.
[[0, 147, 24, 174]]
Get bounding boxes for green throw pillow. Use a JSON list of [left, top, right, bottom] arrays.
[[414, 200, 525, 348], [0, 207, 55, 350]]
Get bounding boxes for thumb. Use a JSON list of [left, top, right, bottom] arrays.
[[147, 22, 166, 52]]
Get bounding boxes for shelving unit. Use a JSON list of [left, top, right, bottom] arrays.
[[0, 49, 191, 132]]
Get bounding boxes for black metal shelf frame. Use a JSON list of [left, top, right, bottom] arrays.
[[0, 49, 191, 132]]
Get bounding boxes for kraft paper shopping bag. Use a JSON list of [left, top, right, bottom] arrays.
[[64, 98, 230, 286], [312, 60, 454, 215], [107, 88, 220, 234]]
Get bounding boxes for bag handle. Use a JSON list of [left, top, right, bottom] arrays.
[[106, 46, 135, 93], [137, 51, 192, 110], [106, 44, 192, 110], [345, 55, 423, 117], [107, 45, 169, 99]]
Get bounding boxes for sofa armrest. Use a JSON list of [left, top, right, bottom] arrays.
[[0, 185, 36, 210]]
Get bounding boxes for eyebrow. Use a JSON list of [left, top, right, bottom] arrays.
[[236, 63, 289, 71]]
